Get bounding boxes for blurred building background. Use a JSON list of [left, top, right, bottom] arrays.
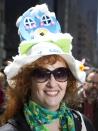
[[0, 0, 6, 66], [0, 0, 98, 67]]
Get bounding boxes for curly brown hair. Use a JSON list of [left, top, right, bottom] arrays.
[[0, 55, 78, 125]]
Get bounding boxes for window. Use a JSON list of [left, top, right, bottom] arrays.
[[24, 17, 36, 29], [41, 15, 52, 26]]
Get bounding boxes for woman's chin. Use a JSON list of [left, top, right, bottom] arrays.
[[43, 99, 61, 111]]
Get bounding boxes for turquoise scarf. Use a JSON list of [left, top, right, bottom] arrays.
[[24, 101, 75, 131]]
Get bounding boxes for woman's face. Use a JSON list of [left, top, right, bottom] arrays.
[[31, 60, 68, 111]]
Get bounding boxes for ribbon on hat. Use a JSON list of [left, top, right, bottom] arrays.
[[19, 33, 73, 55]]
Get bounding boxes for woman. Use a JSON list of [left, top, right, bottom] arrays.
[[0, 32, 95, 131]]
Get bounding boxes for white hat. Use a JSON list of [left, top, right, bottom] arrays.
[[4, 33, 86, 83]]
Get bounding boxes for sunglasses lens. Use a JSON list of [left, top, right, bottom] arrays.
[[54, 68, 69, 82], [32, 68, 49, 82], [31, 67, 69, 83]]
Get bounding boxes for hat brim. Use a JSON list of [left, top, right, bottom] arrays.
[[4, 42, 86, 83]]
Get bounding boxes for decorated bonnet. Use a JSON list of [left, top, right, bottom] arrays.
[[4, 4, 86, 83]]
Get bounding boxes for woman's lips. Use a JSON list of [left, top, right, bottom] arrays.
[[44, 90, 59, 96]]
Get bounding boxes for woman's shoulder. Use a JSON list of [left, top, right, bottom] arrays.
[[82, 114, 96, 131], [71, 109, 96, 131], [0, 123, 17, 131], [0, 111, 31, 131]]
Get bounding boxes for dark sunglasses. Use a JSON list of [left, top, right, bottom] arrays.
[[31, 67, 70, 83], [86, 80, 98, 85]]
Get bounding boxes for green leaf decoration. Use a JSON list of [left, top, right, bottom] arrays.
[[53, 38, 72, 53], [19, 42, 34, 55], [18, 33, 72, 55]]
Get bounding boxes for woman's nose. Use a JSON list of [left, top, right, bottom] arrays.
[[93, 82, 98, 87], [47, 74, 57, 88]]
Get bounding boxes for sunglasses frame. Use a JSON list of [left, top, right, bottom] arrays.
[[86, 80, 98, 85], [31, 67, 70, 83]]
